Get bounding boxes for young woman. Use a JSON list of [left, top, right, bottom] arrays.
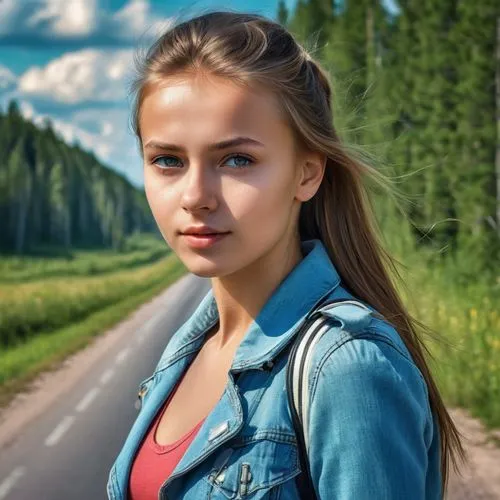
[[107, 10, 466, 500]]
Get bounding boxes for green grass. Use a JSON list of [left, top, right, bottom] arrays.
[[0, 254, 188, 409], [0, 235, 168, 283], [397, 249, 500, 428], [0, 238, 175, 348]]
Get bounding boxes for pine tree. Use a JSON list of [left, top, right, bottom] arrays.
[[277, 0, 288, 25], [452, 0, 500, 277]]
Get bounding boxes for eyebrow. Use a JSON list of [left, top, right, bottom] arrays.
[[144, 136, 265, 152]]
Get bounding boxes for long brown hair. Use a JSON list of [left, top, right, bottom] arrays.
[[129, 10, 467, 495]]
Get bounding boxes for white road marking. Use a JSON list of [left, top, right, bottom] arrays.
[[45, 416, 75, 447], [115, 347, 130, 365], [76, 387, 100, 413], [144, 314, 160, 330], [100, 368, 115, 385], [0, 466, 26, 499], [140, 313, 163, 338]]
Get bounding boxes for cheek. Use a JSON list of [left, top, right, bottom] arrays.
[[144, 174, 160, 213], [144, 175, 175, 227], [225, 168, 295, 228]]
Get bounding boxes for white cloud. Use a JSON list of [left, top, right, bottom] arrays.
[[106, 0, 167, 40], [18, 49, 135, 105], [71, 108, 133, 137], [0, 0, 18, 33], [0, 0, 172, 46], [26, 0, 98, 37], [18, 100, 35, 120], [0, 64, 16, 91]]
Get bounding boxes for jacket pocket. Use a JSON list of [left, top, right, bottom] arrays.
[[204, 435, 300, 499]]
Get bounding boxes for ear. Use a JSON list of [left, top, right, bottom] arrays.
[[294, 150, 327, 202]]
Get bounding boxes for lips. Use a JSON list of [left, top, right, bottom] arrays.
[[182, 232, 229, 236], [181, 231, 230, 249], [180, 226, 230, 236], [185, 231, 227, 235]]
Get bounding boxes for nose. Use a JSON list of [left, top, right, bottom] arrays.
[[180, 163, 217, 213]]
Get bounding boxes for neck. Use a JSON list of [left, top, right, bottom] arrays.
[[208, 236, 303, 351]]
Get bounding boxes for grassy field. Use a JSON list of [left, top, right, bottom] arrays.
[[399, 252, 500, 429], [0, 237, 188, 408], [0, 236, 173, 348], [0, 234, 167, 283]]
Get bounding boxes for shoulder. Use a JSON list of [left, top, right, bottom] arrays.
[[304, 312, 439, 498], [307, 313, 432, 424]]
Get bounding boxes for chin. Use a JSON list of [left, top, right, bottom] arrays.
[[180, 254, 226, 278], [189, 269, 221, 278]]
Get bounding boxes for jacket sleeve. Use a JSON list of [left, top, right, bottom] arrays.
[[306, 336, 435, 500]]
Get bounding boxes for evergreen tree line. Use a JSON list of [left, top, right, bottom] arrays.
[[279, 0, 500, 280], [0, 101, 157, 254]]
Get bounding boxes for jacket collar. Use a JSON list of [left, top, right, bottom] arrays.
[[155, 238, 342, 373]]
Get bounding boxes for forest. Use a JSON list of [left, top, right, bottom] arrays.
[[279, 0, 499, 285], [0, 101, 156, 254]]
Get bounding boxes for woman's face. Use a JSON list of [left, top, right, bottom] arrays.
[[139, 72, 318, 278]]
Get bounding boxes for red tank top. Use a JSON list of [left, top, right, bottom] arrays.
[[128, 378, 207, 499]]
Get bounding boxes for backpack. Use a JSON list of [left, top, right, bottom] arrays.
[[286, 296, 375, 499]]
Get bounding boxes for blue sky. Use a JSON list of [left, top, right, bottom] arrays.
[[0, 0, 398, 187]]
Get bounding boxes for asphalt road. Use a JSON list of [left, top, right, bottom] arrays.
[[0, 273, 498, 499], [0, 273, 211, 500]]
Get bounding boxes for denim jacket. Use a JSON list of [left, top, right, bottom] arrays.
[[107, 238, 442, 500]]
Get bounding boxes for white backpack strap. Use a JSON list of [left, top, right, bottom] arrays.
[[291, 316, 330, 437], [289, 299, 373, 454]]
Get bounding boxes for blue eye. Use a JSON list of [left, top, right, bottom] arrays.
[[224, 155, 253, 169], [152, 154, 253, 171], [153, 156, 181, 169]]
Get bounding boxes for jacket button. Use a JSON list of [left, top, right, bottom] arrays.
[[135, 386, 148, 410]]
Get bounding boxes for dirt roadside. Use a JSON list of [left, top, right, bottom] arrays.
[[446, 408, 500, 499], [0, 289, 498, 497]]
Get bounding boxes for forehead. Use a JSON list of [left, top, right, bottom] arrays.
[[139, 72, 291, 145]]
